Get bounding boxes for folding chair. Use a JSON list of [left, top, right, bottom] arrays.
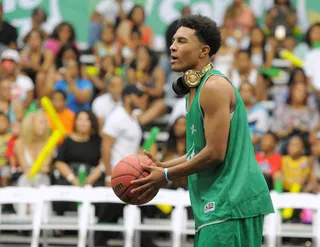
[[0, 186, 40, 247], [33, 185, 91, 247], [133, 188, 185, 247], [272, 192, 320, 247], [86, 186, 133, 247]]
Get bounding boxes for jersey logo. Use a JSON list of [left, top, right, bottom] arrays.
[[190, 124, 197, 135], [204, 202, 215, 214], [186, 142, 195, 160]]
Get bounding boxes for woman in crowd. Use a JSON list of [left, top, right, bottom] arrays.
[[272, 81, 320, 153], [15, 110, 52, 188], [44, 22, 77, 56], [117, 5, 153, 48], [127, 45, 166, 126], [53, 110, 102, 215]]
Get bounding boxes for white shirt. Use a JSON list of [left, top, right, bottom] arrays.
[[95, 0, 133, 24], [230, 69, 258, 88], [92, 93, 121, 120], [304, 49, 320, 90], [102, 105, 142, 168], [11, 74, 34, 102], [168, 98, 186, 127]]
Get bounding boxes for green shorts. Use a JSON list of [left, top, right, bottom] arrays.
[[194, 215, 264, 247]]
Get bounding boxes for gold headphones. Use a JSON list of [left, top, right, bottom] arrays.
[[173, 62, 214, 95]]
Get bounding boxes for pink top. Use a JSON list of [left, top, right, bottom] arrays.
[[44, 38, 61, 56], [44, 38, 78, 56]]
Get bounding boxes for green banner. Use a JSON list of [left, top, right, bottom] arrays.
[[3, 0, 90, 44]]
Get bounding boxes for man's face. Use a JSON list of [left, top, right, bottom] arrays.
[[170, 27, 203, 72], [1, 60, 17, 75], [108, 77, 123, 102]]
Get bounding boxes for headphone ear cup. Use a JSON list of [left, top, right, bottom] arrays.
[[172, 77, 190, 96]]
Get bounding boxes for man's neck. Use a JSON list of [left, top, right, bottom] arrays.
[[193, 59, 211, 71], [263, 150, 274, 157], [123, 105, 132, 116]]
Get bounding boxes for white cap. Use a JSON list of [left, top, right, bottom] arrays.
[[1, 49, 20, 63]]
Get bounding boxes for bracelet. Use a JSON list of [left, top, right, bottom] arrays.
[[164, 168, 172, 183], [67, 173, 75, 183], [105, 176, 111, 183]]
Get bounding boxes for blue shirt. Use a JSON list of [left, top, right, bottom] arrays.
[[54, 78, 93, 113]]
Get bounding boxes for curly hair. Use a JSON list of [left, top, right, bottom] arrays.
[[177, 15, 221, 56]]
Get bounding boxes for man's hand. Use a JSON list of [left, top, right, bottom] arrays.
[[105, 181, 112, 187], [143, 150, 165, 168], [130, 162, 167, 201]]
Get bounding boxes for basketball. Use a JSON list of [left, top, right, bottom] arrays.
[[111, 154, 159, 205]]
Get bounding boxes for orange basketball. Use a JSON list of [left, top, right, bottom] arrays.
[[111, 154, 158, 205]]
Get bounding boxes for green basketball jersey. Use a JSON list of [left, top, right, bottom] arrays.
[[186, 69, 274, 231]]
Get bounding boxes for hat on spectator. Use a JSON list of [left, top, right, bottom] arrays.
[[122, 84, 144, 98], [1, 49, 20, 63]]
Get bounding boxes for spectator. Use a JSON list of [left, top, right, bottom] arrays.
[[223, 0, 255, 48], [294, 22, 320, 60], [121, 24, 142, 64], [127, 46, 167, 126], [101, 84, 157, 246], [239, 82, 270, 147], [255, 132, 282, 190], [163, 116, 186, 162], [117, 5, 154, 48], [271, 81, 320, 152], [5, 121, 21, 181], [0, 113, 11, 187], [53, 111, 102, 214], [18, 7, 49, 47], [0, 3, 18, 51], [168, 97, 186, 127], [88, 0, 133, 48], [265, 0, 297, 38], [311, 133, 320, 191], [229, 49, 258, 88], [88, 55, 117, 96], [93, 24, 119, 63], [44, 22, 77, 56], [47, 90, 75, 135], [54, 59, 93, 113], [92, 76, 123, 129], [15, 110, 52, 189], [20, 29, 54, 98], [0, 78, 24, 123], [1, 49, 34, 109], [214, 26, 237, 75], [55, 43, 80, 70], [247, 26, 270, 68], [281, 136, 314, 192]]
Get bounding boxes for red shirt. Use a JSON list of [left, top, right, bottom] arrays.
[[5, 135, 18, 167], [255, 152, 281, 176]]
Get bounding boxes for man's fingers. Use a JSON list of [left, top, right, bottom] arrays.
[[141, 164, 152, 172], [143, 150, 156, 162], [138, 187, 154, 201], [131, 176, 149, 186], [131, 182, 150, 195]]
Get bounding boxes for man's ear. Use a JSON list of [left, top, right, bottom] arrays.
[[200, 45, 210, 58]]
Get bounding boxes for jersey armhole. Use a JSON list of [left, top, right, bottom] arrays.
[[198, 74, 237, 123]]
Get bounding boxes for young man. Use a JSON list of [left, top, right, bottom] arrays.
[[91, 76, 123, 129], [132, 15, 274, 246], [100, 84, 158, 247]]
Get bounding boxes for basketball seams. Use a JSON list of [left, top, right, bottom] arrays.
[[120, 160, 144, 176], [112, 174, 138, 180]]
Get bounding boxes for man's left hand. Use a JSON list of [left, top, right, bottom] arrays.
[[131, 165, 167, 201]]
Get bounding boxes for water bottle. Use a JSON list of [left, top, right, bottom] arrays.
[[78, 164, 87, 186]]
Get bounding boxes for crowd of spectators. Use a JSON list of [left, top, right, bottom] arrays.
[[0, 0, 319, 245]]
